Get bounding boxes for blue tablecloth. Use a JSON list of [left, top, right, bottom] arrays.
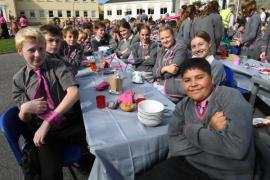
[[76, 70, 175, 180]]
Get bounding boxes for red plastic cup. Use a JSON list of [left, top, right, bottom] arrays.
[[135, 98, 145, 111], [96, 95, 106, 109]]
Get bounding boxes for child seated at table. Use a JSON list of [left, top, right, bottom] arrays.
[[130, 24, 158, 82], [12, 27, 87, 180], [137, 58, 255, 180], [59, 27, 83, 74], [91, 21, 116, 52]]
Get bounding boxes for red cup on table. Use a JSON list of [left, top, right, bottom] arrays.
[[135, 98, 145, 111], [96, 95, 106, 109]]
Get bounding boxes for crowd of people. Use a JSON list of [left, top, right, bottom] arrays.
[[8, 0, 270, 179]]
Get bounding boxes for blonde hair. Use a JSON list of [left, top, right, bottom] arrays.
[[15, 27, 45, 51]]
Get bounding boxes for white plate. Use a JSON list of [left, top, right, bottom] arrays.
[[138, 116, 161, 127], [138, 112, 162, 121], [253, 118, 270, 126]]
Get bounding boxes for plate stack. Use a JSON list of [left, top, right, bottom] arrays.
[[137, 100, 165, 126]]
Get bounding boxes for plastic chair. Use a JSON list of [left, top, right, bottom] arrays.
[[0, 106, 81, 180], [223, 65, 249, 94]]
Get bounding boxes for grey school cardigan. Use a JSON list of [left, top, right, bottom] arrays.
[[169, 86, 255, 180]]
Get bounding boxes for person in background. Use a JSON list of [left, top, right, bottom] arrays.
[[260, 8, 266, 25], [19, 15, 28, 29], [77, 29, 87, 46], [190, 31, 226, 86], [10, 15, 18, 37], [131, 25, 158, 82], [40, 24, 63, 60], [12, 27, 87, 180], [59, 27, 83, 74], [116, 20, 139, 60], [0, 15, 10, 39], [82, 23, 94, 56], [231, 0, 262, 60], [220, 3, 235, 39], [91, 21, 116, 52], [152, 26, 187, 103], [137, 58, 255, 180]]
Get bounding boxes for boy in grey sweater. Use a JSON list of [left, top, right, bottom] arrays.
[[137, 58, 255, 180]]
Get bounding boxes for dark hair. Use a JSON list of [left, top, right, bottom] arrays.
[[241, 0, 257, 17], [180, 58, 212, 77], [190, 31, 211, 44], [94, 21, 106, 29], [138, 24, 151, 33], [40, 24, 62, 37], [119, 20, 131, 29], [62, 27, 79, 38]]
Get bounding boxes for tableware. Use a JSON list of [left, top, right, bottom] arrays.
[[138, 111, 162, 121], [135, 98, 145, 111], [240, 55, 248, 64], [132, 71, 144, 84], [96, 95, 106, 109], [138, 115, 162, 127], [257, 67, 270, 74], [138, 100, 165, 115], [253, 118, 270, 127]]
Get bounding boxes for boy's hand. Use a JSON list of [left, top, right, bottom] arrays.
[[209, 112, 228, 131], [21, 97, 48, 114], [33, 121, 50, 147], [162, 64, 179, 74]]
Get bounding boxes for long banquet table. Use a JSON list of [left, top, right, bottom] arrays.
[[76, 68, 175, 180], [222, 58, 270, 105]]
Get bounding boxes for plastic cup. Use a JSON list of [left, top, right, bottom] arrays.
[[96, 95, 106, 109]]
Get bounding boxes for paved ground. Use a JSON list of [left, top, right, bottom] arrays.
[[0, 53, 90, 180]]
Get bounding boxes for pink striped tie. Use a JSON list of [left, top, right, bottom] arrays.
[[199, 100, 207, 114], [34, 69, 55, 110]]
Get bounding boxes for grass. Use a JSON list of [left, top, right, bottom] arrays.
[[0, 38, 16, 54]]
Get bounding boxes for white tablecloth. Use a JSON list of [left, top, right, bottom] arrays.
[[76, 69, 175, 180]]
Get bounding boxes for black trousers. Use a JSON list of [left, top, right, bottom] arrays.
[[27, 105, 87, 180], [136, 156, 213, 180]]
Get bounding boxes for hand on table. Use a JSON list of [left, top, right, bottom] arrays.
[[33, 121, 50, 147], [260, 52, 267, 61], [209, 111, 228, 131]]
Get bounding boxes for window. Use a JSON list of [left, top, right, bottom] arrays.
[[91, 10, 96, 17], [67, 10, 71, 17], [58, 10, 62, 17], [160, 8, 167, 14], [137, 9, 144, 15], [148, 8, 154, 15], [107, 10, 112, 16], [116, 10, 122, 16], [30, 10, 36, 18], [126, 9, 132, 15], [48, 10, 54, 18], [75, 10, 80, 17], [39, 10, 45, 18], [19, 10, 25, 16], [83, 11, 88, 17]]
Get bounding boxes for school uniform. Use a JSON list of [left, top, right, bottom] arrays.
[[12, 57, 86, 180], [240, 13, 262, 60], [131, 41, 158, 82], [206, 55, 226, 85], [191, 14, 223, 55], [260, 22, 270, 62], [59, 41, 83, 74], [116, 34, 139, 59], [177, 17, 192, 46], [152, 41, 188, 102], [90, 34, 117, 52], [138, 86, 255, 180]]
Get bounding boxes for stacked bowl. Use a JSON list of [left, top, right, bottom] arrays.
[[137, 100, 165, 126]]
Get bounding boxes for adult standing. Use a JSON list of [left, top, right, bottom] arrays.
[[19, 15, 28, 29], [0, 15, 10, 39], [220, 3, 235, 39]]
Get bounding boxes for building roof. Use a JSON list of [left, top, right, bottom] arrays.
[[105, 0, 153, 4]]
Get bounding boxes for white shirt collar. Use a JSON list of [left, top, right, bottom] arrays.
[[206, 55, 214, 64]]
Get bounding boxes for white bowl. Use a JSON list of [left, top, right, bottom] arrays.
[[138, 110, 163, 118], [138, 112, 162, 121], [138, 100, 165, 115], [138, 115, 162, 127]]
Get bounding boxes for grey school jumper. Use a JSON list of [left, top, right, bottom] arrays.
[[207, 55, 226, 85], [191, 13, 223, 55], [169, 86, 255, 180], [177, 18, 192, 46], [240, 13, 262, 60]]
